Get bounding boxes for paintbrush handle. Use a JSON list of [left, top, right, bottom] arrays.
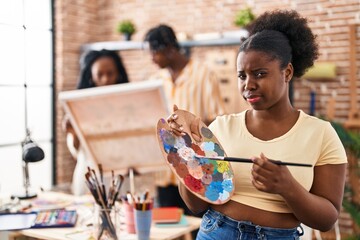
[[222, 157, 252, 163], [268, 160, 312, 167], [222, 157, 312, 167]]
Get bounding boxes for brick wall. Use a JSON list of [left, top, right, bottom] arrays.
[[55, 0, 360, 235]]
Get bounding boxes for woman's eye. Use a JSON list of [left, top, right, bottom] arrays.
[[255, 72, 266, 78], [238, 74, 246, 81]]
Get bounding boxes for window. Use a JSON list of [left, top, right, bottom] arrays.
[[0, 0, 53, 195]]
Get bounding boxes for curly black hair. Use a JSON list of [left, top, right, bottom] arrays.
[[144, 24, 180, 51], [77, 49, 129, 89], [240, 10, 319, 78]]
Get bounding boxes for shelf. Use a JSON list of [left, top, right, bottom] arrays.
[[81, 30, 248, 52]]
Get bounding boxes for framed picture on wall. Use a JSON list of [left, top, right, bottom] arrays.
[[59, 79, 169, 175]]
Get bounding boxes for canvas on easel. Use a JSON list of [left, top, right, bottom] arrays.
[[59, 80, 169, 175]]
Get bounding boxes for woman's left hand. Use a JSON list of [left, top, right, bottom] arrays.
[[251, 153, 295, 195]]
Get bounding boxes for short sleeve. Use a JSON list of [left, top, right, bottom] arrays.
[[316, 122, 347, 166]]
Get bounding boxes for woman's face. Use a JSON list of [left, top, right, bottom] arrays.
[[236, 50, 292, 110], [91, 57, 119, 86]]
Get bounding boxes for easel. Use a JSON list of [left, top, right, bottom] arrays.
[[128, 167, 136, 195], [344, 24, 360, 129], [59, 80, 170, 197]]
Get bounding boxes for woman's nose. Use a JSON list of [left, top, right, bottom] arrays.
[[244, 77, 256, 90]]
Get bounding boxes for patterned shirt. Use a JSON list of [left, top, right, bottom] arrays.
[[151, 59, 226, 186]]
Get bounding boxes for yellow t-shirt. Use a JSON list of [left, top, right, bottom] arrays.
[[209, 110, 347, 213]]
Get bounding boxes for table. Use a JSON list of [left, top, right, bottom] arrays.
[[8, 216, 200, 240], [5, 192, 201, 240]]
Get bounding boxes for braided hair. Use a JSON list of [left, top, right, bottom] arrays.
[[144, 24, 180, 51]]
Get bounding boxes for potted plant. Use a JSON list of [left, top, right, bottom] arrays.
[[330, 121, 360, 237], [117, 20, 136, 41], [234, 7, 256, 29]]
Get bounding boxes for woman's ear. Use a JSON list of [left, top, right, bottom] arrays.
[[285, 63, 294, 82]]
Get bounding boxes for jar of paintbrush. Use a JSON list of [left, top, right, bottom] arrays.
[[86, 165, 124, 240]]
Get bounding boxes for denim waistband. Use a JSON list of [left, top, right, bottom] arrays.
[[206, 208, 303, 236]]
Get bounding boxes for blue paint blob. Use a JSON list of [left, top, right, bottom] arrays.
[[205, 185, 220, 201], [222, 179, 234, 192], [198, 158, 210, 165], [163, 143, 172, 153], [203, 142, 215, 151], [160, 129, 175, 146]]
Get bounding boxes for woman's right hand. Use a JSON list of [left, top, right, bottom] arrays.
[[167, 105, 202, 142]]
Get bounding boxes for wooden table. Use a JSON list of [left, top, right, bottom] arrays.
[[5, 192, 201, 240], [8, 216, 200, 240]]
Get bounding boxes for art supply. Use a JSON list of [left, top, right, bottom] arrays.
[[152, 207, 182, 223], [123, 202, 136, 234], [122, 191, 153, 238], [85, 165, 124, 240], [0, 209, 77, 231], [195, 155, 312, 167], [33, 209, 77, 228], [93, 206, 120, 240], [156, 109, 235, 204], [134, 209, 152, 240]]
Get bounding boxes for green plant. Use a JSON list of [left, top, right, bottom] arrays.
[[331, 121, 360, 158], [234, 7, 256, 28], [117, 20, 136, 35], [331, 121, 360, 237]]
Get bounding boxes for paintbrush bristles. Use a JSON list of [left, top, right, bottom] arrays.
[[85, 167, 124, 208], [125, 191, 153, 211], [85, 167, 125, 239]]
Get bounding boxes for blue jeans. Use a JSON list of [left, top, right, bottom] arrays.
[[196, 208, 303, 240]]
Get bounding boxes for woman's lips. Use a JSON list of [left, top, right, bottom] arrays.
[[246, 95, 261, 103]]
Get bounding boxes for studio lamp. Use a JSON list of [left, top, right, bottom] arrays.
[[11, 129, 45, 199], [11, 83, 45, 200]]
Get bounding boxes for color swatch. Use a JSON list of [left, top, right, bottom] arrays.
[[156, 110, 234, 204]]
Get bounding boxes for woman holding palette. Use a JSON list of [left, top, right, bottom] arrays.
[[166, 10, 347, 240]]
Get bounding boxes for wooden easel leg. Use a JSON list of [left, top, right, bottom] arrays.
[[129, 168, 135, 195]]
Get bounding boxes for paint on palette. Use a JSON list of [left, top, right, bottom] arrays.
[[158, 126, 234, 204]]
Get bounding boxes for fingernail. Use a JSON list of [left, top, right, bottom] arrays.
[[173, 114, 178, 119], [179, 127, 184, 131]]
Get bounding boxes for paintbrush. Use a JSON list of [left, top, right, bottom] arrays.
[[109, 174, 124, 208], [195, 155, 312, 167], [98, 164, 107, 205]]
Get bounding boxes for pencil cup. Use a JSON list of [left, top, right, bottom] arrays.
[[123, 202, 136, 233], [93, 205, 120, 240], [134, 209, 152, 240]]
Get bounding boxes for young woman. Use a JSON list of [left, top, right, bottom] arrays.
[[63, 49, 128, 195], [168, 10, 347, 239]]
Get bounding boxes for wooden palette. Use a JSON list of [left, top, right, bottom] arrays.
[[156, 109, 234, 205]]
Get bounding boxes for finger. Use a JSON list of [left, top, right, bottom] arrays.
[[166, 113, 178, 123], [190, 117, 202, 142], [169, 121, 182, 131], [251, 160, 273, 179], [170, 128, 183, 137], [251, 167, 268, 184], [173, 104, 179, 112], [252, 178, 267, 192]]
